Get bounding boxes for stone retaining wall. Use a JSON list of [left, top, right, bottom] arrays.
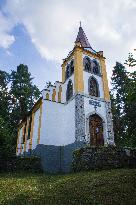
[[72, 146, 136, 172]]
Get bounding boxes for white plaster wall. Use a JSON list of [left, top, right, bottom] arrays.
[[40, 99, 75, 146], [21, 144, 24, 155], [84, 96, 108, 144], [26, 139, 30, 152], [32, 108, 40, 149], [83, 71, 104, 98]]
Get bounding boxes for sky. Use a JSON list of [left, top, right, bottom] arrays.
[[0, 0, 136, 90]]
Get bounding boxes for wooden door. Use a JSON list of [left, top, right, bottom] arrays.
[[89, 114, 104, 146]]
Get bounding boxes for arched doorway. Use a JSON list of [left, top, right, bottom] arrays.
[[89, 114, 104, 146]]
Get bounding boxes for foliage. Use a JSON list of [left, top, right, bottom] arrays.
[[125, 52, 136, 67], [0, 156, 42, 173], [0, 71, 11, 123], [0, 116, 14, 158], [10, 64, 40, 122], [0, 64, 40, 158], [46, 81, 52, 88], [111, 59, 136, 147], [0, 169, 136, 205]]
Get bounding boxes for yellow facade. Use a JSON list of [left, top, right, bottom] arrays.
[[61, 45, 110, 100], [29, 112, 35, 150], [74, 46, 84, 92], [99, 57, 110, 100], [62, 62, 66, 83], [52, 89, 56, 101], [37, 102, 43, 144], [58, 85, 62, 103], [24, 117, 29, 152], [46, 93, 49, 100]]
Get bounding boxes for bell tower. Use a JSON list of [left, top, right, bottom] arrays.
[[61, 25, 114, 145], [61, 25, 110, 100]]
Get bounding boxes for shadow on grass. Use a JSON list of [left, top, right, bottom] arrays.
[[2, 169, 136, 205]]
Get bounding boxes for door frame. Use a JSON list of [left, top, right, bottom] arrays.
[[86, 111, 106, 145]]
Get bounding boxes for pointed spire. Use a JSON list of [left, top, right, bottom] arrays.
[[75, 24, 92, 48]]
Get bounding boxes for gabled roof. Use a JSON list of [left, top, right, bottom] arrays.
[[75, 26, 92, 48]]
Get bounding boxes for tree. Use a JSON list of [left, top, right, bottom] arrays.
[[111, 59, 136, 147], [0, 71, 11, 123], [111, 62, 129, 146], [0, 116, 14, 158], [10, 64, 40, 124], [0, 64, 41, 158], [125, 53, 136, 67]]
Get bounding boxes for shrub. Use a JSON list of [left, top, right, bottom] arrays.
[[0, 156, 42, 173]]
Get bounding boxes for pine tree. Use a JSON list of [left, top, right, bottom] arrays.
[[125, 53, 136, 67], [0, 116, 14, 158], [0, 65, 41, 157], [111, 60, 136, 147], [10, 64, 40, 124], [111, 62, 129, 146], [0, 71, 14, 157], [0, 71, 11, 122], [124, 54, 136, 146]]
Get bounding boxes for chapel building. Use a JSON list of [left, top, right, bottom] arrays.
[[16, 25, 114, 156]]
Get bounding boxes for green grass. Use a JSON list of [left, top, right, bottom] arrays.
[[0, 169, 136, 205]]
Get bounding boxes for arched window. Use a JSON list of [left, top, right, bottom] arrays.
[[65, 60, 74, 80], [92, 60, 100, 75], [65, 65, 70, 79], [88, 77, 99, 97], [70, 60, 74, 75], [83, 56, 92, 72], [66, 80, 73, 101]]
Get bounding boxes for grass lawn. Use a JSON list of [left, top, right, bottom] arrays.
[[0, 169, 136, 205]]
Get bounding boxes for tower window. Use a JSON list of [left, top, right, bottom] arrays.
[[70, 60, 74, 75], [65, 60, 74, 80], [66, 80, 73, 101], [65, 65, 70, 79], [88, 77, 99, 97], [92, 60, 100, 75], [84, 56, 92, 72]]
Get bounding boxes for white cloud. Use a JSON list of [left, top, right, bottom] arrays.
[[1, 0, 136, 83], [0, 11, 15, 49]]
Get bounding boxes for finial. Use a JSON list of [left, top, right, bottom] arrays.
[[79, 21, 81, 27]]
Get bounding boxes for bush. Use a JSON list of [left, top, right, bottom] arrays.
[[72, 146, 136, 172], [0, 156, 43, 173]]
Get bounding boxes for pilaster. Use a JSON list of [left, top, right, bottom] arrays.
[[99, 57, 110, 100], [74, 46, 84, 92]]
